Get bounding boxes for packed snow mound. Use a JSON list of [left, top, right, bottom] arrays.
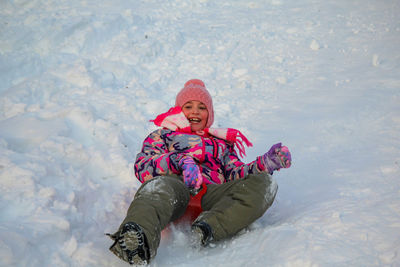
[[1, 0, 400, 266]]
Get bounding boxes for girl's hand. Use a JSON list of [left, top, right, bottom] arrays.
[[178, 156, 203, 189], [262, 143, 292, 174]]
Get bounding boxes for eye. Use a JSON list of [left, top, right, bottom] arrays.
[[199, 105, 207, 110]]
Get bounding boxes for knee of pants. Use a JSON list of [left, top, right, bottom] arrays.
[[135, 176, 190, 206], [243, 173, 278, 214]]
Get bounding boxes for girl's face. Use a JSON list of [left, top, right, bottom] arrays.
[[182, 100, 209, 131]]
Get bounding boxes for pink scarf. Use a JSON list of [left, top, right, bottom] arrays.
[[150, 106, 253, 157]]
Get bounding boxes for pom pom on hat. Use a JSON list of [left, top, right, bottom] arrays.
[[175, 79, 214, 128]]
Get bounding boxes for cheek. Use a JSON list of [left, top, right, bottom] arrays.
[[201, 111, 209, 122], [182, 109, 190, 118]]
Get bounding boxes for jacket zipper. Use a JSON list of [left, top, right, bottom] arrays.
[[210, 137, 219, 159]]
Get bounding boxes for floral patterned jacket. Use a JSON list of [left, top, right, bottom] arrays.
[[134, 128, 267, 184]]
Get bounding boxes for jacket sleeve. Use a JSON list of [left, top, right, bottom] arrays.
[[222, 144, 267, 181], [134, 129, 182, 183]]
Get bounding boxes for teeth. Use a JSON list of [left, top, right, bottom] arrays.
[[189, 118, 201, 123]]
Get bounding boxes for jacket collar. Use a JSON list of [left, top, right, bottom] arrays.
[[151, 107, 253, 157]]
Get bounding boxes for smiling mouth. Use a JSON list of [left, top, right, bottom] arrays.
[[188, 118, 201, 123]]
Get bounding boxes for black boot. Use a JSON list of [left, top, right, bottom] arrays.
[[107, 222, 150, 265], [191, 221, 213, 247]]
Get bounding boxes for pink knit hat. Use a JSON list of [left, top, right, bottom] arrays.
[[175, 79, 214, 128]]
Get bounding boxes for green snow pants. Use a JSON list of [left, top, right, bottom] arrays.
[[118, 172, 277, 259]]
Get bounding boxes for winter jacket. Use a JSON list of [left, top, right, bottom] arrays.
[[134, 128, 266, 185]]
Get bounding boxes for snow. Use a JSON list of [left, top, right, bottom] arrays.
[[1, 0, 399, 266]]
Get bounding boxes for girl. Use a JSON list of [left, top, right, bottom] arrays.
[[108, 79, 291, 265]]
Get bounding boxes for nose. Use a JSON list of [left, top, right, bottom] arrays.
[[192, 107, 200, 114]]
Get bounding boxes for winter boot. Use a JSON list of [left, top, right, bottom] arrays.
[[107, 222, 150, 265], [191, 221, 213, 247]]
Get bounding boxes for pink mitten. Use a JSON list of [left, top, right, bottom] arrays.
[[178, 156, 203, 189]]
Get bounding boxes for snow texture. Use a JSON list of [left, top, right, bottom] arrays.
[[1, 0, 400, 266]]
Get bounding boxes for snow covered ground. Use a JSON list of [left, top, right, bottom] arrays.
[[1, 0, 399, 266]]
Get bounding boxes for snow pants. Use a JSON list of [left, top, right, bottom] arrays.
[[118, 172, 277, 259]]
